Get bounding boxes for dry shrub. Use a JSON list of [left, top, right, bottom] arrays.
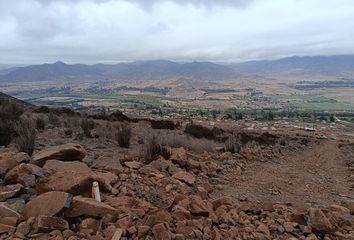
[[149, 119, 176, 130], [143, 135, 170, 164], [48, 112, 60, 127], [35, 116, 46, 130], [224, 135, 241, 153], [116, 122, 132, 148], [14, 117, 36, 155], [161, 133, 218, 153], [80, 118, 95, 138], [185, 122, 224, 141], [0, 99, 24, 146]]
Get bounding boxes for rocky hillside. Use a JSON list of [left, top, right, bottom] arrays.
[[0, 139, 353, 239]]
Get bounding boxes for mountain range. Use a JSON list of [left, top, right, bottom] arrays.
[[0, 60, 236, 83], [1, 55, 354, 83]]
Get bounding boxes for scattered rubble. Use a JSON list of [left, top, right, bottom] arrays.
[[0, 142, 353, 240]]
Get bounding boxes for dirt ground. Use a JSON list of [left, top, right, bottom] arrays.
[[213, 136, 354, 209]]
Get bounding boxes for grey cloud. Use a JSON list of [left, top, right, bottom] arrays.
[[0, 0, 354, 64]]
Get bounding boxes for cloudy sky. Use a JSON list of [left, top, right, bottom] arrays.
[[1, 0, 354, 64]]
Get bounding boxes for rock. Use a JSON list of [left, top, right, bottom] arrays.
[[104, 196, 153, 215], [341, 200, 354, 214], [37, 171, 93, 195], [170, 147, 188, 167], [189, 196, 209, 217], [152, 223, 171, 240], [305, 208, 333, 233], [0, 151, 29, 176], [172, 171, 195, 185], [94, 171, 118, 185], [257, 223, 270, 235], [43, 160, 93, 175], [0, 217, 18, 227], [23, 191, 72, 219], [124, 161, 141, 169], [283, 222, 295, 233], [16, 221, 30, 236], [6, 197, 26, 213], [0, 223, 16, 234], [111, 228, 123, 240], [79, 218, 102, 234], [65, 196, 118, 218], [0, 202, 22, 219], [91, 156, 123, 174], [35, 216, 69, 233], [4, 163, 43, 187], [137, 225, 150, 237], [31, 143, 86, 167], [212, 197, 233, 210], [0, 184, 23, 201]]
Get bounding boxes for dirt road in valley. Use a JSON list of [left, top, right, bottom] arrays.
[[214, 140, 354, 208]]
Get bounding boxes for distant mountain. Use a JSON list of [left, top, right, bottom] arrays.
[[0, 60, 237, 83], [229, 55, 354, 79]]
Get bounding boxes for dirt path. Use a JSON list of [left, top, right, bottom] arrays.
[[213, 140, 354, 207]]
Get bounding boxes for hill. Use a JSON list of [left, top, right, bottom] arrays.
[[229, 55, 354, 79], [0, 60, 237, 83]]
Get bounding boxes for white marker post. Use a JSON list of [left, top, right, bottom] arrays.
[[92, 181, 101, 202]]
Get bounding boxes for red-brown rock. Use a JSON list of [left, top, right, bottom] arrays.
[[43, 159, 93, 175], [22, 191, 72, 219], [5, 163, 43, 187], [172, 171, 195, 185], [152, 223, 171, 240], [65, 196, 118, 218], [31, 143, 86, 167], [0, 151, 29, 176], [37, 171, 93, 195], [35, 215, 69, 233], [306, 208, 333, 233], [0, 184, 22, 201]]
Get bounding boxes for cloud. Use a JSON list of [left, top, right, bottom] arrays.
[[0, 0, 354, 64]]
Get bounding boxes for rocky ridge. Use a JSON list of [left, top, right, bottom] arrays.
[[0, 143, 353, 240]]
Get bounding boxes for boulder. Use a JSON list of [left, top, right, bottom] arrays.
[[124, 161, 141, 169], [22, 191, 72, 219], [172, 171, 195, 185], [189, 196, 209, 217], [104, 196, 153, 216], [0, 202, 22, 219], [305, 208, 333, 233], [152, 223, 171, 240], [91, 156, 123, 174], [43, 160, 93, 175], [0, 151, 29, 176], [65, 196, 118, 218], [35, 216, 69, 233], [0, 223, 16, 234], [37, 171, 93, 195], [0, 184, 22, 201], [31, 143, 86, 167], [5, 163, 43, 187]]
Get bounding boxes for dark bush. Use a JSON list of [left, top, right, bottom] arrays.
[[224, 135, 241, 153], [150, 119, 176, 130], [35, 117, 46, 130], [143, 136, 170, 164], [185, 122, 225, 141], [115, 123, 131, 148], [0, 99, 24, 146], [80, 118, 95, 138], [14, 118, 36, 155]]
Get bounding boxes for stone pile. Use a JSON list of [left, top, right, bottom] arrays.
[[0, 143, 353, 239]]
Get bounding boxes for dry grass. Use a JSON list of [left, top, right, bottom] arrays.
[[14, 117, 36, 155], [115, 122, 131, 148]]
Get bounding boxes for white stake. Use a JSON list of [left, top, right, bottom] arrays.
[[92, 181, 101, 202]]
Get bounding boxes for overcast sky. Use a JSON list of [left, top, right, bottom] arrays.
[[1, 0, 354, 64]]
